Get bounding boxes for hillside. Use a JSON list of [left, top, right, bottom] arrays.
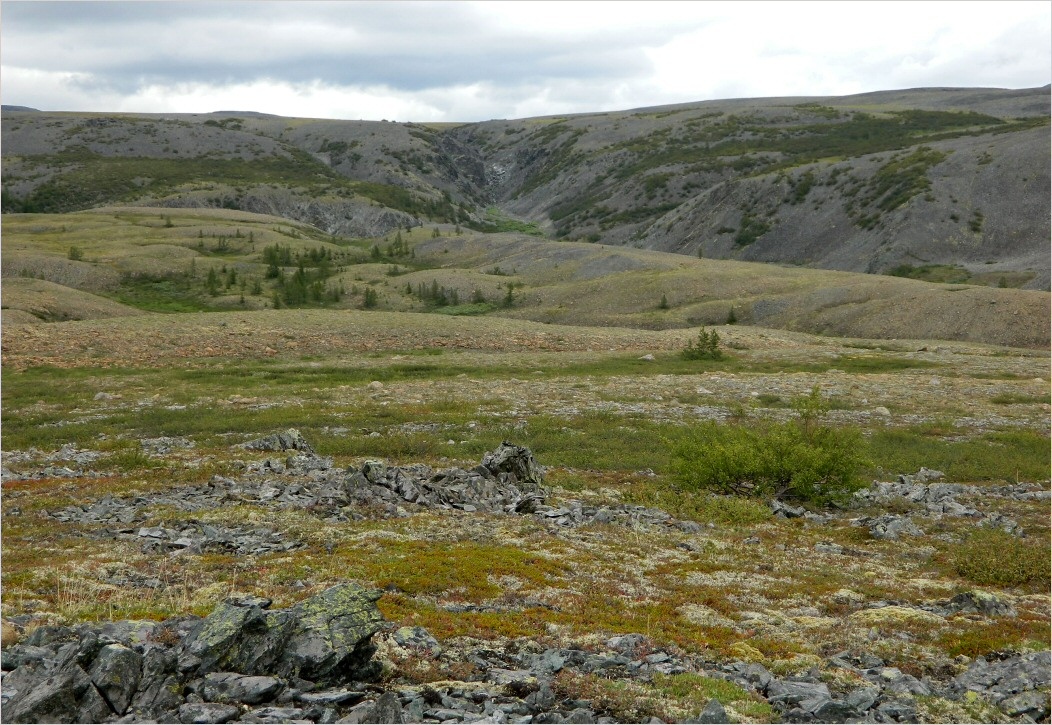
[[2, 86, 1049, 288], [1, 208, 1047, 349]]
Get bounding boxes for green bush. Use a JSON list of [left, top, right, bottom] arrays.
[[949, 529, 1051, 589], [670, 389, 869, 504], [682, 327, 723, 360]]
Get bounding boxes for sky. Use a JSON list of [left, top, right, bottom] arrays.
[[1, 1, 1049, 122]]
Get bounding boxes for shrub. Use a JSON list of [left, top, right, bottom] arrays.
[[682, 327, 722, 361], [949, 529, 1050, 589], [670, 389, 869, 504], [658, 293, 670, 310], [67, 246, 84, 261]]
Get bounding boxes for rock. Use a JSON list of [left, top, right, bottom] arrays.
[[692, 698, 733, 724], [87, 643, 142, 715], [946, 590, 1016, 617], [766, 679, 832, 713], [393, 626, 441, 655], [854, 514, 924, 540], [872, 406, 891, 416], [4, 663, 94, 723], [177, 701, 241, 723], [638, 354, 655, 361], [369, 691, 404, 723], [843, 686, 879, 712], [770, 500, 805, 518], [181, 583, 384, 684], [242, 429, 316, 455], [1000, 690, 1051, 720], [481, 442, 545, 486], [955, 651, 1051, 701], [200, 672, 283, 705]]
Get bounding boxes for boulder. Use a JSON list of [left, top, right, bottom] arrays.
[[181, 583, 384, 683], [242, 429, 316, 455], [87, 643, 142, 715]]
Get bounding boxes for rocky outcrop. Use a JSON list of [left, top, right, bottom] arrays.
[[0, 583, 383, 723]]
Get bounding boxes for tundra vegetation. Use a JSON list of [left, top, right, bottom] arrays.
[[1, 89, 1050, 723]]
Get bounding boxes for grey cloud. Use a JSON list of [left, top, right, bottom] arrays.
[[3, 1, 658, 93]]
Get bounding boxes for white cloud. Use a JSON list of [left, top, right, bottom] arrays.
[[1, 1, 1047, 120]]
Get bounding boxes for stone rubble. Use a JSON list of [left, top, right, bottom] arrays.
[[3, 440, 1049, 723], [851, 469, 1034, 538], [5, 594, 1048, 725]]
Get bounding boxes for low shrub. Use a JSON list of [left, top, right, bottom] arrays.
[[948, 529, 1050, 589], [670, 389, 868, 504]]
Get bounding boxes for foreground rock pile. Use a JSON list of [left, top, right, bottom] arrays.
[[3, 586, 1049, 723], [3, 436, 1050, 723]]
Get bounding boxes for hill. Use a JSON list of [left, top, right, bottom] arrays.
[[2, 86, 1048, 288], [1, 208, 1047, 349]]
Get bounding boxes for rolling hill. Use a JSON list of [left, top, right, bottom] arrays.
[[3, 86, 1049, 289]]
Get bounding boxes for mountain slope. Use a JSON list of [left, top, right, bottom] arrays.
[[2, 86, 1048, 287]]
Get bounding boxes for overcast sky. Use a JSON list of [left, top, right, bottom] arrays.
[[2, 1, 1049, 122]]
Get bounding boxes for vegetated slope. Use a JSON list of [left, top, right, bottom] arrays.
[[410, 233, 1050, 349], [2, 85, 1048, 288], [1, 277, 145, 324], [452, 87, 1051, 289], [2, 208, 1047, 349]]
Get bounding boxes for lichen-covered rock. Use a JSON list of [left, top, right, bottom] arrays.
[[87, 643, 141, 715], [3, 662, 94, 723], [180, 583, 384, 684]]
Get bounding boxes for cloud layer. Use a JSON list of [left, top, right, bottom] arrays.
[[2, 1, 1048, 121]]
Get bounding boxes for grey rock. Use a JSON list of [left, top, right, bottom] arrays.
[[854, 514, 924, 540], [77, 683, 115, 723], [874, 698, 917, 722], [1, 645, 53, 671], [3, 663, 94, 723], [481, 442, 545, 486], [767, 679, 832, 713], [242, 429, 316, 455], [955, 651, 1051, 699], [177, 701, 241, 723], [241, 706, 307, 723], [563, 709, 596, 724], [181, 583, 384, 684], [525, 684, 556, 712], [295, 688, 366, 706], [368, 691, 404, 723], [338, 700, 379, 724], [692, 698, 732, 724], [402, 698, 426, 723], [393, 626, 441, 654], [88, 643, 142, 715], [843, 686, 880, 712], [200, 672, 283, 705], [946, 590, 1016, 617], [770, 500, 806, 518], [1000, 690, 1051, 720]]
